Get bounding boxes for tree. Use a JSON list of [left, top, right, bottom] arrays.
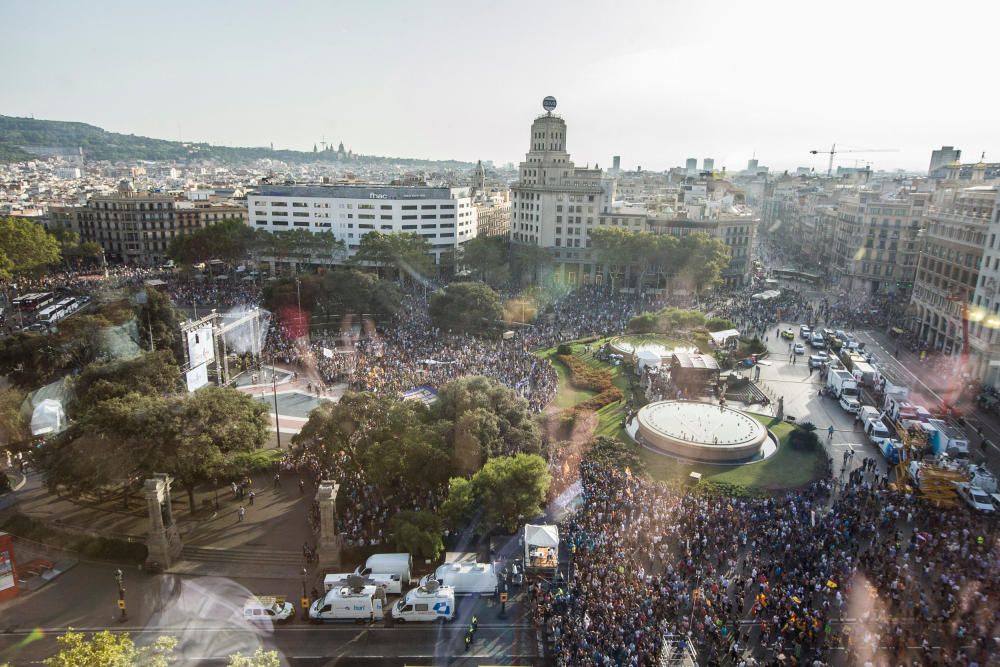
[[0, 217, 61, 281], [444, 454, 551, 533], [432, 376, 542, 471], [319, 269, 402, 317], [459, 236, 510, 285], [73, 350, 182, 413], [167, 218, 258, 267], [428, 281, 503, 335], [584, 436, 645, 473], [351, 231, 433, 283], [0, 387, 29, 450], [228, 649, 281, 667], [510, 244, 552, 285], [44, 630, 177, 667], [258, 229, 343, 273], [136, 287, 184, 364], [389, 510, 444, 560], [440, 476, 475, 528]]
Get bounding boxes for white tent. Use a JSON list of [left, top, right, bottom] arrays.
[[636, 349, 662, 373], [709, 329, 741, 347], [31, 399, 65, 436], [524, 523, 559, 569]]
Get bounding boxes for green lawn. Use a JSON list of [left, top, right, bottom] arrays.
[[536, 339, 826, 493]]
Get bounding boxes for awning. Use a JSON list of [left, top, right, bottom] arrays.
[[709, 328, 741, 346]]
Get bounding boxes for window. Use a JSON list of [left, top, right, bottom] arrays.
[[421, 223, 436, 229], [358, 203, 374, 209], [402, 205, 417, 210], [359, 214, 375, 219], [381, 215, 392, 220], [271, 201, 287, 207], [402, 215, 417, 220], [380, 205, 392, 210], [421, 204, 437, 210], [292, 202, 308, 207], [402, 224, 417, 230], [421, 214, 436, 219], [359, 223, 374, 229]]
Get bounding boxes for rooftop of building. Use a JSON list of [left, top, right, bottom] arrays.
[[249, 184, 465, 200]]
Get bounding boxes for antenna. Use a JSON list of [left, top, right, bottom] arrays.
[[424, 578, 440, 593]]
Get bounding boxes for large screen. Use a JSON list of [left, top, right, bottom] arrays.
[[186, 326, 215, 368]]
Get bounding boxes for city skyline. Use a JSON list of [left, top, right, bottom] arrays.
[[2, 0, 999, 173]]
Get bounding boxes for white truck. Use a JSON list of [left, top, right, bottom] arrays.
[[309, 582, 386, 623], [419, 561, 498, 596], [864, 417, 893, 446], [827, 369, 860, 412], [391, 581, 455, 622], [926, 419, 970, 458], [326, 553, 413, 595]]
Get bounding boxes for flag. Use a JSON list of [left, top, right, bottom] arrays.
[[791, 596, 801, 605], [826, 579, 837, 589], [322, 347, 334, 359]]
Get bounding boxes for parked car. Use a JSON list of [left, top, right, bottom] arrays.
[[808, 355, 827, 369], [954, 482, 995, 513], [799, 324, 811, 337]]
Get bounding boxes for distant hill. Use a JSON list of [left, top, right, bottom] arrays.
[[0, 115, 474, 169]]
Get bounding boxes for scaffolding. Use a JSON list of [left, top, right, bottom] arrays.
[[659, 634, 698, 667], [892, 418, 958, 507]]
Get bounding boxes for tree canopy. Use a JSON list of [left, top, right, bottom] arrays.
[[459, 236, 510, 286], [0, 216, 61, 281], [168, 218, 259, 266], [257, 229, 343, 271], [44, 630, 177, 667], [351, 231, 433, 282], [442, 453, 551, 533], [136, 287, 184, 364], [428, 281, 503, 335], [389, 510, 444, 560]]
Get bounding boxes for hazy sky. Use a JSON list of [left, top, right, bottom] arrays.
[[3, 0, 998, 173]]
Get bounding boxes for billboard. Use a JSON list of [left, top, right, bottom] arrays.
[[186, 326, 215, 368], [186, 363, 209, 392]]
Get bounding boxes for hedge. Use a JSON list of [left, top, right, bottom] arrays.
[[2, 513, 148, 563], [558, 354, 624, 411]]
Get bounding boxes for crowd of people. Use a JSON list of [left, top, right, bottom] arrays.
[[533, 457, 999, 666]]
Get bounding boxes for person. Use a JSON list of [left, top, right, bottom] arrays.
[[248, 490, 255, 505], [273, 472, 281, 490], [828, 424, 835, 441], [299, 478, 306, 494], [237, 505, 246, 522]]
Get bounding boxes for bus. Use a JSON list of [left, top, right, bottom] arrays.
[[13, 292, 54, 312], [771, 269, 822, 285], [35, 303, 65, 326]]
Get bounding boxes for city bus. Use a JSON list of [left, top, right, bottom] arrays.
[[35, 303, 66, 326], [771, 269, 822, 285], [12, 292, 54, 312]]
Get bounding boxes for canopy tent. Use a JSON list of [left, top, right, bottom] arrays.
[[709, 329, 741, 347], [751, 290, 781, 301], [31, 399, 65, 436], [524, 524, 559, 570], [636, 349, 662, 373]]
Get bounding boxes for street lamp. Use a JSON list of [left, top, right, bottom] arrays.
[[114, 568, 127, 622], [213, 478, 219, 511], [271, 352, 282, 449]]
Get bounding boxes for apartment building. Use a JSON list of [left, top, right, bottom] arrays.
[[56, 180, 246, 265], [832, 190, 927, 296]]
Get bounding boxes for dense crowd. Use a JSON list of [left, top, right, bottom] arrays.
[[533, 458, 999, 667]]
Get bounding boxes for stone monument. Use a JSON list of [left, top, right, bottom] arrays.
[[315, 480, 342, 567], [144, 473, 182, 571]]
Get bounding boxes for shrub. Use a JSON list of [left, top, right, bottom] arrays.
[[789, 428, 821, 452], [558, 355, 614, 392], [557, 343, 573, 355], [1, 514, 148, 563], [584, 436, 645, 473], [706, 317, 736, 331], [627, 313, 658, 333], [575, 387, 624, 412]]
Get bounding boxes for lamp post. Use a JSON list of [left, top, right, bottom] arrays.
[[271, 352, 282, 449], [213, 478, 219, 511], [114, 568, 127, 622]]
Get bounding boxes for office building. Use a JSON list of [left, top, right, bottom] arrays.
[[703, 158, 715, 173], [248, 184, 477, 266], [685, 158, 697, 174], [929, 146, 961, 177]]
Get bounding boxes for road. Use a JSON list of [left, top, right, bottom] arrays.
[[0, 560, 540, 666]]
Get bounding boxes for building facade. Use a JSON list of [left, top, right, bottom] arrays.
[[970, 189, 1000, 385], [247, 184, 477, 265], [911, 186, 997, 360], [473, 190, 511, 238], [832, 190, 927, 296], [58, 181, 246, 265]]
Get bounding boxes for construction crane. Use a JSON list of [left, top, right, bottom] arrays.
[[809, 144, 899, 176]]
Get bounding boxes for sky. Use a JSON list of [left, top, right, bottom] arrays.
[[2, 0, 998, 173]]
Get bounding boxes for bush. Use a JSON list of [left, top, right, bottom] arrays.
[[627, 313, 658, 333], [584, 436, 645, 473], [557, 354, 624, 411], [2, 514, 148, 563], [557, 343, 573, 355], [705, 317, 736, 331], [788, 428, 822, 452]]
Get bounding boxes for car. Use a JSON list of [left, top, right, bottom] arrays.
[[780, 329, 795, 340], [953, 482, 995, 513], [793, 343, 805, 354], [808, 354, 828, 368], [799, 326, 812, 339], [26, 323, 48, 332]]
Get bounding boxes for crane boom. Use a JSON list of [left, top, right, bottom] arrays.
[[809, 143, 899, 175]]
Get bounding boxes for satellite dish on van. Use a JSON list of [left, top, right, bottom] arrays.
[[424, 578, 440, 593], [346, 574, 366, 591], [542, 96, 557, 113]]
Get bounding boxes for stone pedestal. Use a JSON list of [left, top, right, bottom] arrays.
[[144, 474, 182, 571], [315, 480, 341, 568]]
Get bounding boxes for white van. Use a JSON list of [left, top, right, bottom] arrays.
[[243, 596, 295, 624], [391, 582, 455, 622], [865, 417, 892, 445], [419, 562, 498, 596], [325, 571, 402, 596], [365, 553, 412, 586], [309, 584, 385, 623], [857, 406, 880, 427]]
